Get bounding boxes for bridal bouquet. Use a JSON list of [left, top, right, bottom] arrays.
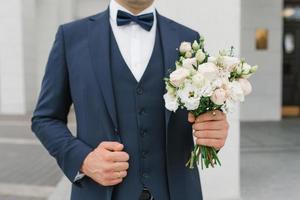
[[163, 37, 258, 169]]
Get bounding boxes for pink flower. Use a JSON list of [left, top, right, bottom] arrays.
[[238, 78, 252, 96], [210, 88, 227, 105]]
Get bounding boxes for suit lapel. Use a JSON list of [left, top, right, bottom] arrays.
[[88, 9, 118, 131], [157, 12, 180, 132], [87, 10, 180, 133]]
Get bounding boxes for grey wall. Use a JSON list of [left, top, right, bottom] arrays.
[[0, 0, 26, 114], [74, 0, 109, 19], [240, 0, 283, 121], [22, 0, 37, 113]]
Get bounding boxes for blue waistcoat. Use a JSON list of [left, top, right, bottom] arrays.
[[110, 27, 170, 200]]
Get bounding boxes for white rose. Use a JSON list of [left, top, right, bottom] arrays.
[[195, 50, 206, 63], [179, 42, 192, 54], [211, 88, 227, 105], [222, 56, 240, 71], [182, 58, 197, 71], [164, 93, 179, 112], [192, 72, 206, 88], [198, 62, 219, 81], [169, 67, 190, 87], [238, 78, 252, 96], [228, 81, 245, 102]]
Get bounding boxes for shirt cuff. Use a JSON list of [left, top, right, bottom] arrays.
[[74, 171, 85, 182]]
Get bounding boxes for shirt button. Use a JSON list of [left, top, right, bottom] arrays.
[[136, 87, 143, 95]]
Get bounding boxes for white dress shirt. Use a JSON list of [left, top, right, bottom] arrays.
[[75, 1, 157, 182], [109, 0, 157, 82]]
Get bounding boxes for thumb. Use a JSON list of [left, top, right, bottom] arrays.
[[188, 112, 196, 123], [99, 141, 124, 151]]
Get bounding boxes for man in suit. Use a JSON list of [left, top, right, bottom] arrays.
[[31, 0, 229, 199]]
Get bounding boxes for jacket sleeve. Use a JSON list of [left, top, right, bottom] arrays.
[[31, 25, 92, 183]]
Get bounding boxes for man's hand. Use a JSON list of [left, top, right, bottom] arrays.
[[81, 142, 129, 186], [188, 110, 229, 150]]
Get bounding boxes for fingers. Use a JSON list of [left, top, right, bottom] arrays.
[[109, 171, 128, 179], [195, 138, 225, 150], [102, 169, 128, 180], [104, 151, 129, 162], [192, 112, 229, 150], [192, 120, 229, 131], [98, 174, 123, 186], [188, 112, 196, 123], [195, 110, 226, 122], [193, 130, 225, 139], [99, 141, 124, 151], [82, 141, 130, 187], [104, 178, 123, 186], [113, 161, 129, 171]]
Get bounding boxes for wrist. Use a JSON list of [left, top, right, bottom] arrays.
[[81, 151, 92, 175]]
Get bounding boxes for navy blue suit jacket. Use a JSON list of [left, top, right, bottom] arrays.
[[32, 8, 202, 200]]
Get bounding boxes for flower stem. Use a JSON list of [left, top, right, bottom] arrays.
[[186, 145, 221, 169]]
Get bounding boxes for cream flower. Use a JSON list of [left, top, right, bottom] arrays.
[[222, 56, 240, 71], [242, 63, 251, 74], [192, 72, 206, 88], [238, 78, 252, 96], [182, 58, 197, 71], [228, 81, 245, 102], [195, 49, 206, 63], [198, 62, 219, 81], [169, 67, 190, 87], [179, 42, 192, 54], [192, 40, 200, 51], [211, 88, 227, 105]]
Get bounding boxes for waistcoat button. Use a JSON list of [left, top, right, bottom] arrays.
[[136, 87, 143, 95], [142, 173, 149, 179], [141, 129, 147, 137], [139, 108, 146, 115], [142, 151, 148, 159]]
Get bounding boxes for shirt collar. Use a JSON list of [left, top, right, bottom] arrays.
[[110, 0, 156, 25]]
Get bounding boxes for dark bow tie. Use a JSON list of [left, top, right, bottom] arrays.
[[116, 10, 154, 31]]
